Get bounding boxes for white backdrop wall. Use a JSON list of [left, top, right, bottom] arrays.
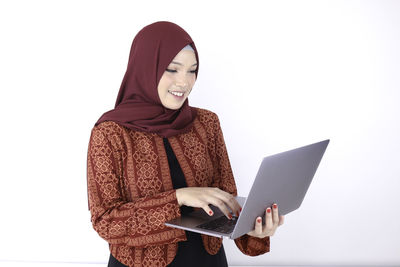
[[0, 0, 399, 266]]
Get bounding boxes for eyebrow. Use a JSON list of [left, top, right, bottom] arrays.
[[171, 61, 198, 67]]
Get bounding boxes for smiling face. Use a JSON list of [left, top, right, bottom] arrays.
[[157, 49, 198, 110]]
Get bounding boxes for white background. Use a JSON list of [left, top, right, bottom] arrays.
[[0, 0, 399, 266]]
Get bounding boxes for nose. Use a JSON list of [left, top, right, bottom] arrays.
[[175, 75, 188, 88], [175, 81, 187, 88]]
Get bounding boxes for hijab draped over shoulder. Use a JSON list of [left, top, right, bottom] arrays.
[[95, 21, 199, 138]]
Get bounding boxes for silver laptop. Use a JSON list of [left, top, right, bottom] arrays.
[[165, 139, 330, 239]]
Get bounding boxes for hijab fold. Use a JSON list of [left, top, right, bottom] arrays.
[[95, 21, 199, 138]]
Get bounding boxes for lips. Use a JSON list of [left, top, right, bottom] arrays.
[[168, 90, 185, 97]]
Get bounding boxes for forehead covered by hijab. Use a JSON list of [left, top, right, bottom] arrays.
[[115, 21, 199, 107]]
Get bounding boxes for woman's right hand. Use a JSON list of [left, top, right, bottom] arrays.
[[175, 187, 242, 219]]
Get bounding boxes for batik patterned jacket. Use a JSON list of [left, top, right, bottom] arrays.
[[87, 108, 270, 267]]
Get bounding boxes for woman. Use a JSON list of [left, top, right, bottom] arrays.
[[86, 21, 284, 267]]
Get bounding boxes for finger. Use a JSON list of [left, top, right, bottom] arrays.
[[265, 207, 273, 232], [255, 216, 263, 234], [212, 188, 241, 217], [222, 194, 241, 217], [202, 204, 215, 217], [272, 203, 280, 226], [278, 215, 285, 226], [207, 197, 232, 219]]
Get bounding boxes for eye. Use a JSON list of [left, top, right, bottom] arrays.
[[166, 69, 197, 74]]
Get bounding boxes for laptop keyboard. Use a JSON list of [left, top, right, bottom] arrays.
[[196, 215, 238, 234]]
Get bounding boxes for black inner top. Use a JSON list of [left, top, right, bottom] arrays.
[[164, 137, 228, 267]]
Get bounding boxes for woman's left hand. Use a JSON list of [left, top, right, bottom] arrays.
[[246, 203, 284, 238]]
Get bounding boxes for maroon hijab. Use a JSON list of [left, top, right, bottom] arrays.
[[95, 21, 199, 138]]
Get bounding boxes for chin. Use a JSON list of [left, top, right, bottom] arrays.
[[164, 103, 183, 110], [164, 100, 186, 110], [170, 105, 183, 110]]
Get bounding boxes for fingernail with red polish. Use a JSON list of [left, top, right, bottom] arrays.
[[257, 218, 261, 223], [228, 214, 232, 220], [209, 211, 213, 215], [273, 204, 277, 209], [267, 208, 271, 213], [240, 207, 242, 212]]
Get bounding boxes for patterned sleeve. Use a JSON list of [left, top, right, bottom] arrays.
[[211, 112, 271, 256], [86, 126, 186, 248]]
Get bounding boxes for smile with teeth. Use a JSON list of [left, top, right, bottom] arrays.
[[168, 90, 185, 97]]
